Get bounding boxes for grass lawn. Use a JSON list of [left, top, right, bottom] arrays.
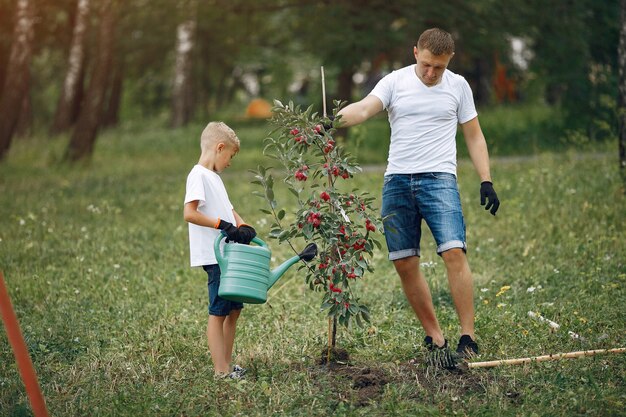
[[0, 117, 625, 416]]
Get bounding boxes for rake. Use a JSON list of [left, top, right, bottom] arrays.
[[466, 347, 626, 369]]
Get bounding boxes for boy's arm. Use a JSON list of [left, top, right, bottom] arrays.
[[232, 210, 245, 226], [183, 200, 220, 228]]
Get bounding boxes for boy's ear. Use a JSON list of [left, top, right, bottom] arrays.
[[216, 142, 225, 152]]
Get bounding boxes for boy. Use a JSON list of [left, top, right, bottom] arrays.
[[183, 121, 256, 379]]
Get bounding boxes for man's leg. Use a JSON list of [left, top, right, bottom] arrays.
[[440, 248, 475, 339], [222, 309, 241, 366], [207, 315, 229, 374], [393, 256, 445, 347]]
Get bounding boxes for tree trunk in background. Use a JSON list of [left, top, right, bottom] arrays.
[[50, 0, 90, 136], [335, 68, 354, 139], [65, 0, 115, 162], [617, 0, 626, 184], [0, 0, 34, 161], [15, 88, 32, 138], [171, 9, 197, 128], [102, 59, 124, 128]]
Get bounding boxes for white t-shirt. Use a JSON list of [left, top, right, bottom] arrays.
[[184, 165, 236, 267], [369, 65, 477, 176]]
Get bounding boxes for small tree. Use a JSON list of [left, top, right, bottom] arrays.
[[251, 100, 382, 356]]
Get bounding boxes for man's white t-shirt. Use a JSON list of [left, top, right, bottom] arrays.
[[369, 65, 478, 176], [184, 165, 236, 267]]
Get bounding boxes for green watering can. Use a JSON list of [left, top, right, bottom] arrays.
[[214, 234, 317, 304]]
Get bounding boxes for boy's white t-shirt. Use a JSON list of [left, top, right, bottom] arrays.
[[369, 65, 478, 176], [184, 164, 236, 267]]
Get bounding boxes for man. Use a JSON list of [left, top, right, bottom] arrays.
[[334, 28, 500, 366]]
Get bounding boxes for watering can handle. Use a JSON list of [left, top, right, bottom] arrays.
[[214, 233, 268, 253]]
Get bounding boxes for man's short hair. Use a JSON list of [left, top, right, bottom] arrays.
[[200, 121, 240, 152], [418, 28, 455, 55]]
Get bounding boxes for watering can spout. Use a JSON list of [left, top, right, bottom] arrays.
[[268, 243, 318, 289]]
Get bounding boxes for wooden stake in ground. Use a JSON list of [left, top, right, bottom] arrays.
[[321, 66, 327, 118], [0, 271, 50, 417], [467, 348, 626, 369]]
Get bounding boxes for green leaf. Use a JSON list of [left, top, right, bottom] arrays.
[[321, 301, 334, 311], [277, 209, 285, 220]]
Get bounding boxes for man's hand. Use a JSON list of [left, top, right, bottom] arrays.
[[480, 181, 500, 215], [237, 224, 257, 245], [216, 219, 241, 243]]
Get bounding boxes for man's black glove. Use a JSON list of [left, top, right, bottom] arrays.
[[216, 219, 241, 243], [237, 224, 257, 245], [480, 181, 500, 215], [322, 115, 335, 131]]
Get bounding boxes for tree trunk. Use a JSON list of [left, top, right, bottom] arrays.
[[65, 0, 115, 162], [617, 0, 626, 180], [0, 0, 35, 161], [15, 88, 32, 138], [102, 59, 124, 128], [335, 68, 354, 140], [50, 0, 90, 136], [171, 5, 197, 128]]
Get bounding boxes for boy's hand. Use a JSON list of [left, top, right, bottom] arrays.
[[480, 181, 500, 215], [216, 219, 241, 243], [237, 224, 257, 244]]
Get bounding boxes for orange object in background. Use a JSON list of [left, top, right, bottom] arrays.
[[245, 98, 273, 119], [0, 271, 50, 417]]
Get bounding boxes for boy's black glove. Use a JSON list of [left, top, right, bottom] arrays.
[[216, 219, 241, 243], [237, 224, 257, 244], [480, 181, 500, 215]]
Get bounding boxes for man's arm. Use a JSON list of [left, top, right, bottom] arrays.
[[336, 95, 384, 127], [462, 117, 500, 215], [461, 117, 492, 182]]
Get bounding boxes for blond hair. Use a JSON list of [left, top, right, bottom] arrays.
[[200, 121, 240, 153], [417, 28, 455, 55]]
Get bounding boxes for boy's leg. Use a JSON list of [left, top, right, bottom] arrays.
[[222, 309, 241, 366], [207, 315, 229, 374], [441, 248, 475, 339], [393, 256, 445, 347]]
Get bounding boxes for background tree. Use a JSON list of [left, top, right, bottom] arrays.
[[170, 0, 197, 128], [0, 0, 35, 160], [65, 0, 116, 162], [617, 0, 626, 180], [50, 0, 90, 135]]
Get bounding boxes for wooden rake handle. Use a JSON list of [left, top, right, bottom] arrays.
[[467, 347, 626, 369]]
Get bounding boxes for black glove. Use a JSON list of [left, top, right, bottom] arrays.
[[322, 115, 335, 131], [216, 219, 241, 243], [480, 181, 500, 215], [237, 224, 257, 245], [298, 243, 318, 262]]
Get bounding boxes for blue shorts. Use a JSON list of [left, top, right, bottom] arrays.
[[381, 173, 466, 260], [203, 264, 244, 316]]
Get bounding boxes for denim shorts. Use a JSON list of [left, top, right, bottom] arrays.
[[381, 173, 466, 260], [203, 264, 244, 316]]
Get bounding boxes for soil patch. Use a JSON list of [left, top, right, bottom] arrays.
[[306, 348, 521, 407], [312, 347, 390, 406]]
